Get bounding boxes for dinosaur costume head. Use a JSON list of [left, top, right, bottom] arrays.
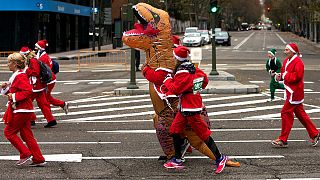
[[122, 3, 175, 70]]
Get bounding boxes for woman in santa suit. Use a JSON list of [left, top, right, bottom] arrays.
[[1, 53, 46, 166], [20, 46, 56, 128], [34, 40, 69, 126]]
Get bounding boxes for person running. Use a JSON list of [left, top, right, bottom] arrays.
[[265, 48, 285, 102], [20, 46, 57, 128], [272, 43, 320, 147], [1, 52, 46, 166], [162, 46, 228, 174], [34, 40, 69, 126]]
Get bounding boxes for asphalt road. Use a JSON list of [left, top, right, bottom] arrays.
[[0, 29, 320, 179]]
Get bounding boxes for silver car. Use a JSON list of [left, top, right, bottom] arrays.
[[182, 33, 204, 47], [198, 30, 211, 44]]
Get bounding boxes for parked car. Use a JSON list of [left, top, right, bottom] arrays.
[[184, 27, 198, 35], [215, 31, 231, 46], [182, 33, 204, 47], [198, 30, 211, 44]]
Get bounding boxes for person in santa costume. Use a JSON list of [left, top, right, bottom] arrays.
[[20, 46, 56, 128], [162, 46, 229, 174], [272, 43, 320, 147], [1, 53, 46, 166], [34, 40, 69, 126], [265, 48, 285, 101]]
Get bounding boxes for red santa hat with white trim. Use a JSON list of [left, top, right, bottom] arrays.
[[173, 46, 190, 61], [286, 43, 302, 57], [172, 35, 181, 48], [19, 46, 30, 55], [35, 39, 48, 50]]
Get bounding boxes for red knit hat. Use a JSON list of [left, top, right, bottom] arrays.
[[286, 43, 302, 57], [173, 46, 190, 61], [19, 46, 30, 55], [35, 39, 48, 50], [172, 35, 181, 47]]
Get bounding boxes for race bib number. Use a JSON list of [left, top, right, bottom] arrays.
[[193, 77, 204, 94]]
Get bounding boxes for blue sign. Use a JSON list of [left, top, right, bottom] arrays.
[[0, 0, 91, 16]]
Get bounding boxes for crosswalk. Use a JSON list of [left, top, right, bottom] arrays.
[[34, 92, 320, 123]]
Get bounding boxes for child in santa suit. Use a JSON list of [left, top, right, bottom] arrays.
[[272, 43, 320, 147], [34, 40, 69, 127], [265, 48, 284, 101], [162, 46, 229, 174], [1, 53, 46, 166], [20, 46, 56, 128]]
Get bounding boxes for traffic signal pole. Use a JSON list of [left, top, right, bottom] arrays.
[[210, 0, 219, 75]]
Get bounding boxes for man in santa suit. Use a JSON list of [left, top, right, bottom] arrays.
[[20, 46, 56, 128], [272, 43, 320, 147], [34, 40, 69, 127], [162, 46, 229, 174]]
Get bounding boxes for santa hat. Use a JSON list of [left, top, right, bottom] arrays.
[[268, 48, 276, 57], [286, 43, 302, 57], [19, 46, 30, 55], [172, 35, 181, 47], [173, 46, 190, 61], [35, 39, 48, 50]]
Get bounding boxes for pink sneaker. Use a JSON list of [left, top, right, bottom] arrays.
[[215, 154, 228, 174], [163, 158, 184, 169]]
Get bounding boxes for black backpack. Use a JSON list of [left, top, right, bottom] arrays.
[[52, 60, 59, 74], [36, 59, 52, 84]]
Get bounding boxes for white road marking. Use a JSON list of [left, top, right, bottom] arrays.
[[275, 32, 287, 44], [82, 155, 284, 160], [0, 154, 82, 162], [64, 82, 79, 85], [249, 81, 265, 84], [72, 92, 92, 94], [208, 105, 283, 116], [87, 127, 318, 133], [0, 142, 121, 145], [233, 32, 255, 49], [51, 92, 62, 95], [88, 82, 103, 84], [246, 108, 320, 119]]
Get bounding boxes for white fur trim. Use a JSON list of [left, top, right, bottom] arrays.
[[12, 93, 16, 103], [32, 88, 46, 92], [35, 43, 45, 50], [155, 68, 173, 73], [181, 107, 203, 112], [47, 79, 57, 85], [14, 109, 35, 113], [163, 76, 172, 83], [20, 50, 30, 55], [175, 70, 189, 75]]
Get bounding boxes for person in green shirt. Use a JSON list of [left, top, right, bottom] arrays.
[[266, 48, 285, 101]]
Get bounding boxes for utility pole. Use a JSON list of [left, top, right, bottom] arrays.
[[127, 1, 139, 89]]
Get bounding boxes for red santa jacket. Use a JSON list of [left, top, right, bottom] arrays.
[[37, 51, 56, 83], [280, 54, 304, 104], [143, 66, 176, 99], [2, 70, 35, 113], [25, 58, 47, 92], [164, 62, 208, 112]]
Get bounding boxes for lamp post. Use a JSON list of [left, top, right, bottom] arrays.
[[209, 0, 219, 75], [92, 0, 96, 51]]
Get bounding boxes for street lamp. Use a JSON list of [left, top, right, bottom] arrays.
[[209, 0, 219, 75]]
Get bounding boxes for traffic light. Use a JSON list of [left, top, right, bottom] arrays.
[[210, 0, 219, 13]]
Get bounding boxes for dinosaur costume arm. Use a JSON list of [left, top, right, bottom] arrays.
[[143, 66, 168, 84]]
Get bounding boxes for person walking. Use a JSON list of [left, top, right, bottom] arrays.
[[135, 49, 141, 71], [265, 48, 285, 101], [1, 53, 46, 166], [34, 40, 69, 127], [162, 46, 228, 174], [20, 46, 56, 128], [272, 43, 320, 147]]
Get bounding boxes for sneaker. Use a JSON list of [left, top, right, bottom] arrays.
[[63, 102, 69, 115], [180, 138, 191, 159], [44, 120, 57, 128], [30, 121, 36, 126], [163, 158, 184, 169], [16, 155, 32, 166], [29, 161, 47, 167], [271, 139, 288, 148], [312, 133, 320, 147], [215, 154, 228, 174]]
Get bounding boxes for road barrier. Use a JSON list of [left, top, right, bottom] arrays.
[[77, 50, 129, 71]]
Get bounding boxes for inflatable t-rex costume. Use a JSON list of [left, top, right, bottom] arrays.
[[122, 3, 239, 167]]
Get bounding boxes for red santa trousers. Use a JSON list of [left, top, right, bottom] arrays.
[[31, 91, 55, 122], [4, 113, 45, 163], [47, 83, 64, 108], [279, 100, 319, 142], [170, 111, 211, 141]]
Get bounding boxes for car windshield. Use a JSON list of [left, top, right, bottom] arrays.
[[216, 32, 228, 37], [185, 28, 197, 33], [186, 33, 200, 37], [199, 31, 209, 35]]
